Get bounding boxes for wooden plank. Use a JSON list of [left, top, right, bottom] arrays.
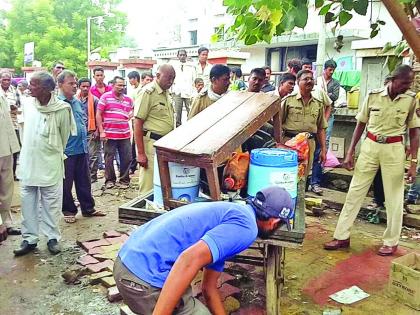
[[182, 95, 279, 156], [154, 92, 254, 152], [266, 245, 282, 315]]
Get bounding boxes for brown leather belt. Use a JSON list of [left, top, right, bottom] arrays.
[[367, 132, 403, 144]]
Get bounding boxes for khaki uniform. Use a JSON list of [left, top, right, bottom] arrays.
[[135, 81, 174, 196], [334, 87, 420, 246], [187, 91, 215, 119], [0, 95, 20, 226], [281, 91, 328, 175]]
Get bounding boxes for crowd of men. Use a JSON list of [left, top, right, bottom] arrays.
[[0, 44, 419, 315], [0, 47, 419, 261]]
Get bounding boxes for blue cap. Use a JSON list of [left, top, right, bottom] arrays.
[[253, 186, 293, 219]]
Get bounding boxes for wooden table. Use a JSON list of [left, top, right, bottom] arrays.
[[120, 91, 305, 315], [154, 91, 281, 209]]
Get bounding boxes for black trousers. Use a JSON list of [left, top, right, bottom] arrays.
[[62, 153, 95, 215], [104, 139, 132, 184]]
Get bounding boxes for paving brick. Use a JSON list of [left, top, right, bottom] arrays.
[[86, 260, 114, 273], [217, 272, 236, 288], [120, 305, 136, 315], [87, 246, 105, 255], [223, 296, 240, 314], [100, 276, 116, 288], [107, 286, 122, 302], [89, 271, 113, 285], [219, 283, 241, 301], [77, 254, 99, 266], [93, 250, 119, 262], [79, 239, 111, 251], [106, 234, 129, 245], [103, 230, 122, 238]]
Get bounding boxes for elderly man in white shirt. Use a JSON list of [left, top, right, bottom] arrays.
[[14, 71, 76, 257]]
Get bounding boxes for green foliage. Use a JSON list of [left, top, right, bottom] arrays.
[[223, 0, 386, 45], [0, 0, 127, 77]]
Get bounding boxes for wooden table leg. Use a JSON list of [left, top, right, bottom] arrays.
[[266, 245, 284, 315], [205, 165, 221, 200], [272, 111, 281, 143], [157, 154, 172, 209]]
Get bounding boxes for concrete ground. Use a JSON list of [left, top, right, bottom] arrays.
[[0, 174, 419, 315]]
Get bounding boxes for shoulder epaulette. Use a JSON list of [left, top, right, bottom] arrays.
[[368, 88, 384, 94], [405, 90, 416, 97], [144, 85, 155, 94]]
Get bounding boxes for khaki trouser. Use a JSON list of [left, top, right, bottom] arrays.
[[0, 155, 14, 227], [114, 257, 211, 315], [138, 137, 155, 196], [334, 138, 405, 246]]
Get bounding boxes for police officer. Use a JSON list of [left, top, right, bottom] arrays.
[[134, 64, 175, 196], [188, 64, 230, 119], [324, 65, 419, 256], [281, 69, 328, 177]]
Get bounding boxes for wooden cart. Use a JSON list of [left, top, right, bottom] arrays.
[[120, 91, 305, 315]]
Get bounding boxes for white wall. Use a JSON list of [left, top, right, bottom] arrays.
[[239, 47, 266, 73]]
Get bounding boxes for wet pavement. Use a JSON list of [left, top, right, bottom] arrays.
[[0, 176, 419, 315]]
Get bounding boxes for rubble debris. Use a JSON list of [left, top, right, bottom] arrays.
[[107, 286, 122, 302]]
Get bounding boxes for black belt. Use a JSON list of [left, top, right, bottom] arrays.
[[143, 130, 163, 141], [284, 131, 315, 139]]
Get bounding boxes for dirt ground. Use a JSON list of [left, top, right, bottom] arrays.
[[0, 176, 419, 315]]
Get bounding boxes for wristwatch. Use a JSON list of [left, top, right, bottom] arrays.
[[411, 158, 418, 164]]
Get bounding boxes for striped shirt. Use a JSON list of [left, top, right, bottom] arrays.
[[97, 91, 133, 140]]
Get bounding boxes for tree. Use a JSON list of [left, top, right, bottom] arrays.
[[0, 0, 128, 76], [223, 0, 419, 51]]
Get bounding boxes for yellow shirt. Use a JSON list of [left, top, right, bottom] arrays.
[[281, 91, 328, 134], [188, 91, 215, 119], [356, 87, 420, 137], [135, 81, 174, 136]]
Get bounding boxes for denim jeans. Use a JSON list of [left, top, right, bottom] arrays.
[[311, 114, 334, 186]]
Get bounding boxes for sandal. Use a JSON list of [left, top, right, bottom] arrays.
[[82, 210, 106, 217], [310, 184, 323, 196], [105, 182, 115, 189], [63, 215, 76, 223]]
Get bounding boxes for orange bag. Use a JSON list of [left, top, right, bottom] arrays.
[[283, 132, 310, 164], [223, 152, 250, 191]]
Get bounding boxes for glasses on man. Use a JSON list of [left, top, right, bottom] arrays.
[[55, 66, 65, 70], [300, 77, 314, 82]]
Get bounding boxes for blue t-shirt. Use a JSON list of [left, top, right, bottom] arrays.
[[118, 201, 258, 288], [59, 96, 88, 156]]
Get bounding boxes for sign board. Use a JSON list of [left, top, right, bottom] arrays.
[[24, 42, 34, 64]]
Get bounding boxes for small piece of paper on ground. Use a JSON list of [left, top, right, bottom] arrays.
[[329, 286, 370, 304]]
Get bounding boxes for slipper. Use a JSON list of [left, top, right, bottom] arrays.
[[64, 215, 76, 223], [117, 182, 130, 189], [105, 182, 115, 189], [82, 210, 107, 217]]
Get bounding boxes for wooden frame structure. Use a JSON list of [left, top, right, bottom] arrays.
[[119, 91, 306, 314]]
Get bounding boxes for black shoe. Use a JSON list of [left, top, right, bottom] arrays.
[[7, 227, 21, 235], [13, 241, 37, 256], [47, 239, 61, 255]]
